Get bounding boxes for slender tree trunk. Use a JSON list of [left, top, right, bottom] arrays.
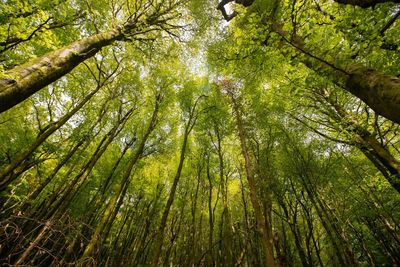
[[12, 221, 51, 265], [162, 203, 185, 266], [287, 140, 357, 266], [131, 191, 162, 266], [226, 88, 276, 267], [151, 130, 189, 267], [101, 180, 129, 242], [151, 98, 200, 267], [239, 170, 253, 266], [26, 139, 85, 204], [206, 156, 215, 267], [0, 85, 100, 191], [85, 139, 134, 226], [41, 107, 133, 220], [81, 94, 161, 260], [276, 197, 310, 267], [214, 124, 234, 265], [190, 162, 202, 266], [363, 217, 400, 264], [27, 93, 112, 208]]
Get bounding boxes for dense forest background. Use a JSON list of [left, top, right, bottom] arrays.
[[0, 0, 399, 266]]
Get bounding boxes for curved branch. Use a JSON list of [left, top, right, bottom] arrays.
[[217, 0, 255, 21]]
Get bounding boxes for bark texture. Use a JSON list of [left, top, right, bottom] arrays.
[[0, 30, 121, 112], [271, 22, 400, 124], [345, 66, 400, 124]]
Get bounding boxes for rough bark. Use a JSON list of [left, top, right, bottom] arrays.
[[272, 22, 400, 124], [345, 67, 400, 125]]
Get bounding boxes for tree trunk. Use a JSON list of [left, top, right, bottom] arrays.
[[190, 163, 201, 266], [84, 139, 133, 226], [276, 197, 309, 267], [0, 1, 182, 113], [26, 139, 85, 204], [12, 220, 51, 266], [81, 97, 160, 260], [226, 88, 276, 267], [206, 156, 215, 267], [0, 85, 100, 191], [286, 140, 357, 266], [151, 97, 200, 267], [219, 2, 400, 123], [345, 67, 400, 125], [270, 22, 400, 124], [321, 93, 400, 193], [0, 29, 122, 112], [151, 127, 190, 267], [41, 107, 134, 220]]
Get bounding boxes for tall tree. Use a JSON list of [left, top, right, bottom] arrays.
[[0, 0, 183, 112], [151, 93, 204, 267], [222, 80, 276, 267]]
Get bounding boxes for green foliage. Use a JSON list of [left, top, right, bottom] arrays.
[[0, 0, 399, 266]]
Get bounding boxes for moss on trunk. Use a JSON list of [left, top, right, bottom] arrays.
[[0, 29, 121, 113], [345, 66, 400, 124]]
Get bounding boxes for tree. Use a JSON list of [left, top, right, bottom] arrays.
[[215, 0, 400, 124], [151, 92, 204, 267], [221, 79, 276, 267], [0, 0, 183, 112], [1, 0, 400, 266]]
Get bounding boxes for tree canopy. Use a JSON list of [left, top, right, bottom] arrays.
[[0, 0, 399, 266]]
